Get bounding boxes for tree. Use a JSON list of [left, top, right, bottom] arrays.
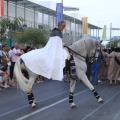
[[0, 16, 23, 42], [0, 17, 11, 42], [0, 17, 48, 46], [17, 27, 48, 46], [106, 39, 120, 48], [11, 16, 23, 31]]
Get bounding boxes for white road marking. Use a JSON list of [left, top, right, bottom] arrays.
[[16, 89, 89, 120], [113, 107, 120, 120], [16, 81, 107, 120], [0, 85, 84, 117], [82, 90, 120, 120], [0, 81, 107, 119]]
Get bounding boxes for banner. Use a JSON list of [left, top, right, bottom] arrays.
[[56, 3, 63, 26], [82, 17, 88, 34], [102, 25, 106, 40], [0, 0, 4, 16]]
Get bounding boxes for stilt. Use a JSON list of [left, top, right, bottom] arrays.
[[27, 92, 37, 108], [92, 89, 103, 103], [69, 92, 73, 103], [69, 92, 77, 108]]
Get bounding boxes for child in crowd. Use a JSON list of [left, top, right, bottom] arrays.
[[0, 66, 10, 90]]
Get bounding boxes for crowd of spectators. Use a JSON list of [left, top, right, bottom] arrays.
[[0, 43, 44, 90], [0, 42, 120, 90], [90, 47, 120, 85]]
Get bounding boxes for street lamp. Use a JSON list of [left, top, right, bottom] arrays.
[[63, 7, 79, 43]]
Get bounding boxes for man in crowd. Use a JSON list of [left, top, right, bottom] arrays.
[[10, 43, 22, 82]]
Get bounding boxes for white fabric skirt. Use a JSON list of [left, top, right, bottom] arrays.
[[21, 36, 68, 81]]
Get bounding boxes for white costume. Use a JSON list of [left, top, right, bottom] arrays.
[[21, 36, 68, 81]]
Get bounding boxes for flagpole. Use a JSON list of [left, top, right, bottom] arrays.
[[110, 23, 112, 48], [61, 0, 63, 19], [98, 21, 99, 39]]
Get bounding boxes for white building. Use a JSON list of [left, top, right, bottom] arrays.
[[3, 0, 100, 44]]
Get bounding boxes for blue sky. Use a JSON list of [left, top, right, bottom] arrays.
[[33, 0, 120, 40]]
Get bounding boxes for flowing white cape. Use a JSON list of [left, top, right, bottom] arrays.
[[21, 36, 68, 81]]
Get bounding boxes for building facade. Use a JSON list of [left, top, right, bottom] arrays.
[[3, 0, 100, 45]]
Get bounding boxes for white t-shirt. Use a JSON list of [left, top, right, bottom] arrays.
[[8, 49, 13, 58], [12, 48, 21, 62]]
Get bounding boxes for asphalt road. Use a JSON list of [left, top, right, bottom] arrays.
[[0, 79, 120, 120]]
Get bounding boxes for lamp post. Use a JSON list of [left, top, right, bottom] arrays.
[[63, 7, 79, 43]]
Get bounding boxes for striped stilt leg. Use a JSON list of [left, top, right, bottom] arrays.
[[69, 92, 74, 103], [69, 92, 76, 108], [30, 92, 37, 106], [69, 79, 76, 108], [92, 89, 103, 103], [27, 92, 37, 108], [27, 92, 33, 104]]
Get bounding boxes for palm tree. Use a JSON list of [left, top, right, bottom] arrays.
[[0, 16, 23, 42], [11, 16, 23, 31], [0, 17, 11, 42]]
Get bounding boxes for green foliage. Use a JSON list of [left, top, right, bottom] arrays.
[[106, 39, 120, 48], [0, 16, 48, 46], [0, 17, 11, 41], [0, 16, 23, 42], [11, 16, 23, 31], [16, 27, 48, 46]]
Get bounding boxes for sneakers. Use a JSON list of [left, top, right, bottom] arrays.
[[4, 85, 10, 88], [98, 80, 102, 83], [31, 102, 37, 108], [4, 83, 10, 88]]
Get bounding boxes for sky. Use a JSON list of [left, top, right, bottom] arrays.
[[32, 0, 120, 40]]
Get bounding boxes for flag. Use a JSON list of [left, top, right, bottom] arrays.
[[102, 25, 106, 40], [82, 17, 88, 34], [56, 3, 63, 26], [0, 0, 4, 16]]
